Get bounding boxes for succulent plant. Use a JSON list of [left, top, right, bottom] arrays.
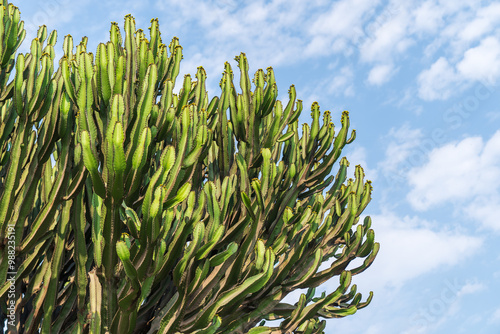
[[0, 1, 379, 333]]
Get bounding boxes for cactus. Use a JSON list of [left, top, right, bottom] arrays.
[[0, 1, 379, 333]]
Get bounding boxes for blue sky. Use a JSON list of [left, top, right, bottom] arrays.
[[16, 0, 500, 333]]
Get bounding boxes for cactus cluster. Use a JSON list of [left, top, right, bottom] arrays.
[[0, 1, 379, 333]]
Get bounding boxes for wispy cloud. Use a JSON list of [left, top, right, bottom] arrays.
[[18, 0, 92, 53], [457, 2, 500, 43], [405, 278, 487, 334], [378, 123, 424, 184], [490, 307, 500, 323], [417, 57, 459, 101], [367, 63, 396, 86], [352, 210, 483, 291], [457, 36, 500, 83], [307, 0, 380, 57], [358, 4, 412, 63], [328, 65, 355, 97], [407, 130, 500, 231]]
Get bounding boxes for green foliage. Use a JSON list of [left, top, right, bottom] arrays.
[[0, 1, 379, 333]]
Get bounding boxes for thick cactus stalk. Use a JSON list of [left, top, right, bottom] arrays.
[[0, 2, 379, 333]]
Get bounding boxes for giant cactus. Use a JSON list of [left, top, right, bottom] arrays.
[[0, 1, 379, 333]]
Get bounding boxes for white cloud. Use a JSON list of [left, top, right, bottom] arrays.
[[417, 35, 500, 102], [491, 307, 500, 323], [457, 36, 500, 83], [359, 5, 413, 63], [417, 57, 458, 101], [408, 131, 500, 207], [294, 64, 356, 111], [309, 0, 376, 36], [154, 0, 308, 72], [462, 195, 500, 231], [407, 136, 484, 209], [367, 63, 395, 85], [349, 211, 483, 291], [407, 131, 500, 231], [370, 1, 500, 102], [378, 123, 424, 183], [486, 111, 500, 122], [305, 35, 331, 57], [456, 281, 486, 297], [402, 278, 487, 334], [413, 1, 446, 34], [18, 0, 92, 53], [307, 0, 379, 56], [328, 66, 355, 97], [458, 3, 500, 43]]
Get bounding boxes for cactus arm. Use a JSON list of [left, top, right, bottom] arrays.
[[18, 128, 71, 255], [89, 269, 102, 334], [0, 234, 52, 300], [41, 200, 72, 333], [0, 116, 27, 231]]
